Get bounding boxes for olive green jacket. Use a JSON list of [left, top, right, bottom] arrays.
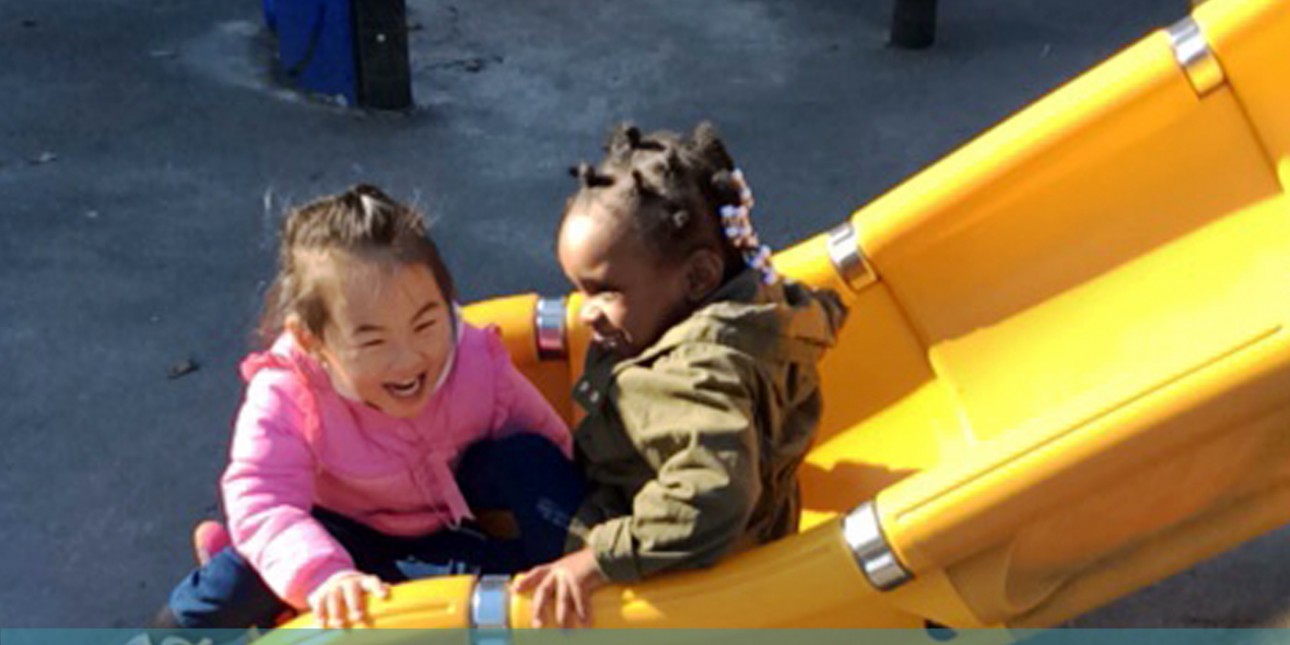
[[566, 268, 848, 582]]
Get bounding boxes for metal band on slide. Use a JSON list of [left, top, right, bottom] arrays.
[[471, 575, 512, 645], [826, 221, 877, 292], [1167, 16, 1224, 97], [535, 296, 568, 360], [842, 501, 912, 591]]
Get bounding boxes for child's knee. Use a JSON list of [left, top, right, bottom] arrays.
[[499, 432, 565, 461], [167, 549, 284, 629], [458, 433, 584, 512], [463, 432, 563, 470]]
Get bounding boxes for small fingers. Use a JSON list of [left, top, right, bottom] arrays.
[[343, 579, 366, 626], [531, 574, 556, 628], [361, 575, 391, 600], [572, 580, 589, 627], [326, 587, 344, 629], [555, 573, 571, 629], [311, 597, 327, 629], [513, 566, 546, 593]]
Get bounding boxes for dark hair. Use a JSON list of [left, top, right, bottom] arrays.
[[561, 122, 746, 280], [257, 184, 457, 346]]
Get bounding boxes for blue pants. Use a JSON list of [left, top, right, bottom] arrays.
[[166, 434, 585, 628]]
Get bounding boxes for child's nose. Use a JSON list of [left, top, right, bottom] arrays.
[[394, 339, 429, 370], [579, 301, 602, 327]]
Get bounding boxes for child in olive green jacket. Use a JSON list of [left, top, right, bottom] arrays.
[[515, 122, 848, 627]]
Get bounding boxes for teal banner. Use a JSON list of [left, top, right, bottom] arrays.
[[7, 630, 1290, 645]]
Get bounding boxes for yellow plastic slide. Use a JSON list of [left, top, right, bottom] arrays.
[[265, 0, 1290, 636]]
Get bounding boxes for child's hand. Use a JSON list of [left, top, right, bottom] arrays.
[[513, 548, 608, 628], [307, 570, 390, 628]]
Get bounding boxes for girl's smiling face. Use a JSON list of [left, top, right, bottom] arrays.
[[557, 207, 697, 358], [295, 254, 455, 418]]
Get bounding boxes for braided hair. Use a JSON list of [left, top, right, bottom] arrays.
[[560, 122, 760, 283]]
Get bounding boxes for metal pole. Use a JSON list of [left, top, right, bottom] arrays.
[[891, 0, 938, 49], [351, 0, 413, 110]]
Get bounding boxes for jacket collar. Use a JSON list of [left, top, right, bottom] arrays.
[[576, 269, 843, 401]]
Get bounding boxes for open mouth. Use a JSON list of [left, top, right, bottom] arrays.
[[383, 372, 427, 400], [592, 331, 629, 353]]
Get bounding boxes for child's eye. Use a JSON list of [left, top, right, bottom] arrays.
[[582, 282, 612, 296], [415, 320, 437, 333], [358, 338, 386, 349]]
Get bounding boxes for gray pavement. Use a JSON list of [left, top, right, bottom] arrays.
[[2, 0, 1285, 629]]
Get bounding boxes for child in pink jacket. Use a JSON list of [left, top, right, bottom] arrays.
[[154, 185, 582, 629]]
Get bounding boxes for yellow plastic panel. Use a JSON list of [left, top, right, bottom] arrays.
[[870, 121, 1289, 545], [922, 86, 1276, 442], [858, 34, 1276, 352], [509, 520, 920, 629], [462, 293, 541, 365], [797, 282, 965, 528], [954, 325, 1290, 626], [265, 576, 475, 637], [1197, 0, 1290, 178], [878, 193, 1290, 623], [830, 0, 1290, 625], [1011, 462, 1290, 627]]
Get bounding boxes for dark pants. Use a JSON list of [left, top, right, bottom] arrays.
[[166, 434, 585, 628]]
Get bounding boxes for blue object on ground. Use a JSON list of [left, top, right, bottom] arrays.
[[262, 0, 277, 33], [271, 0, 358, 105]]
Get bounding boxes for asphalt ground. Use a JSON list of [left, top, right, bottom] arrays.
[[2, 0, 1287, 629]]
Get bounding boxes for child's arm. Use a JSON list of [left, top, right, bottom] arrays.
[[221, 372, 359, 611], [485, 329, 573, 457], [590, 344, 761, 582], [518, 344, 761, 627]]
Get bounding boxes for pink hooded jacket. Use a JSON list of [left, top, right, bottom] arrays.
[[221, 323, 570, 609]]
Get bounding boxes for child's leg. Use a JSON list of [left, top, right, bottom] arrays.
[[455, 433, 587, 569], [164, 548, 288, 629], [160, 509, 411, 628]]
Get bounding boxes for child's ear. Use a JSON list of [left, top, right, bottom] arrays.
[[285, 314, 321, 353], [684, 248, 724, 302]]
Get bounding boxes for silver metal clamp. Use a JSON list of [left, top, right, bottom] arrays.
[[535, 296, 568, 360], [471, 575, 512, 645], [826, 221, 877, 292], [1167, 16, 1224, 97], [842, 501, 912, 591]]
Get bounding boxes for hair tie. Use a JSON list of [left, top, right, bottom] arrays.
[[720, 169, 777, 284]]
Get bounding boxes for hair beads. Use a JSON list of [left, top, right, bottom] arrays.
[[720, 169, 778, 284]]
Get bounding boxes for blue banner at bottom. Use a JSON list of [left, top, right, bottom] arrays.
[[6, 630, 1290, 645]]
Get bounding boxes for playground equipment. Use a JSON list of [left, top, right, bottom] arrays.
[[263, 0, 1290, 637]]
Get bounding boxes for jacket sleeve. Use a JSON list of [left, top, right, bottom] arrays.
[[487, 331, 573, 458], [587, 344, 761, 582], [221, 371, 356, 609]]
